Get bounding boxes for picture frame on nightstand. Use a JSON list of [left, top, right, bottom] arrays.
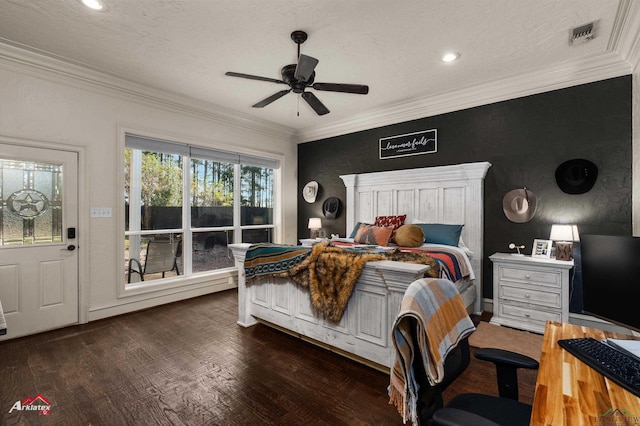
[[532, 239, 552, 258]]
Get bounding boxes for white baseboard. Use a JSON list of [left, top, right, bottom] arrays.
[[88, 280, 236, 322], [482, 298, 493, 313]]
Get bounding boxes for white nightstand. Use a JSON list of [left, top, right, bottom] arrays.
[[489, 253, 574, 334]]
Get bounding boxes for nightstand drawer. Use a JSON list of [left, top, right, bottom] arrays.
[[499, 285, 561, 308], [499, 266, 561, 287], [500, 302, 562, 324]]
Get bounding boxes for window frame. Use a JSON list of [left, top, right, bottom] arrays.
[[117, 127, 282, 298]]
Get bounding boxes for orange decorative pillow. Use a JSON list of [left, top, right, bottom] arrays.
[[394, 224, 425, 247], [374, 215, 407, 242], [354, 225, 393, 246]]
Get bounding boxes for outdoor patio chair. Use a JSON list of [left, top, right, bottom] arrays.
[[128, 239, 181, 283]]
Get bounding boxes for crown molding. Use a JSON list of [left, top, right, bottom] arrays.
[[610, 0, 640, 73], [295, 52, 632, 143], [0, 40, 297, 143]]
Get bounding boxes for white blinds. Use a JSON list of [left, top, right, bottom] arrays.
[[126, 134, 279, 169]]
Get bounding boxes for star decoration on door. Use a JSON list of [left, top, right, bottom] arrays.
[[7, 189, 50, 218]]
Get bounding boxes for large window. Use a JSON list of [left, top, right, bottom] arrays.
[[124, 134, 277, 284]]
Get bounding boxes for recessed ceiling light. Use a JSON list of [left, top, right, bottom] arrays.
[[82, 0, 105, 11], [442, 52, 460, 63]]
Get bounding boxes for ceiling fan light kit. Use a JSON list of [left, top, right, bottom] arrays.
[[225, 30, 369, 116]]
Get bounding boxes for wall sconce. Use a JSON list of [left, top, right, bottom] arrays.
[[549, 224, 580, 261], [308, 217, 322, 238]]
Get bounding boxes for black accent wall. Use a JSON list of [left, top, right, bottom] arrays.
[[297, 76, 632, 309]]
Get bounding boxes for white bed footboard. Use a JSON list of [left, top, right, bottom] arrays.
[[230, 244, 432, 369]]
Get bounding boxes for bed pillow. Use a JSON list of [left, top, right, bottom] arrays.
[[414, 223, 464, 247], [394, 224, 425, 248], [354, 225, 393, 246], [349, 222, 371, 238], [374, 215, 406, 242]]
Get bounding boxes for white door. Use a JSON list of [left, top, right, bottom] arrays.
[[0, 144, 78, 340]]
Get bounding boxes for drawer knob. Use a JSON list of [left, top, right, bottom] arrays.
[[525, 274, 531, 279], [525, 294, 531, 298], [525, 313, 531, 318]]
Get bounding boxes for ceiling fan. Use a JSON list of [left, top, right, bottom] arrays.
[[225, 30, 369, 116]]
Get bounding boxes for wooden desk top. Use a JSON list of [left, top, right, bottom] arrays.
[[531, 321, 640, 425]]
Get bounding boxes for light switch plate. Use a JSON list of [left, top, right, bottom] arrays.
[[90, 207, 112, 218]]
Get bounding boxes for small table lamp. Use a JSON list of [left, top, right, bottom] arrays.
[[308, 217, 322, 239], [550, 224, 579, 261]]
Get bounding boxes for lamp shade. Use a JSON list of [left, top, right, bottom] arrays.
[[308, 218, 322, 229], [549, 224, 580, 242]]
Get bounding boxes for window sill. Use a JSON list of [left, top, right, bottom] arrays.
[[119, 267, 237, 299]]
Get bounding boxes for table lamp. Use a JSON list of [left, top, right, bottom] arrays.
[[308, 218, 322, 238], [549, 224, 579, 261]]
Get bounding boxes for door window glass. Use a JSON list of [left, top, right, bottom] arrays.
[[0, 159, 63, 246]]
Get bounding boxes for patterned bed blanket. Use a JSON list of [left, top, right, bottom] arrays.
[[243, 241, 440, 322], [399, 247, 471, 282], [244, 243, 311, 281], [332, 241, 471, 282]]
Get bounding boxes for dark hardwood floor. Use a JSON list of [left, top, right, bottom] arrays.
[[0, 290, 536, 425]]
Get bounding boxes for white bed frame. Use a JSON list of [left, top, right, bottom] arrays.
[[230, 161, 491, 370]]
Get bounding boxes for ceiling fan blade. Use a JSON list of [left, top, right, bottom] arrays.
[[301, 92, 330, 115], [252, 90, 291, 108], [312, 82, 369, 94], [294, 54, 319, 83], [225, 71, 287, 85]]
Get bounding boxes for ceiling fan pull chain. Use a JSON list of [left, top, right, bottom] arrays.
[[297, 95, 300, 116]]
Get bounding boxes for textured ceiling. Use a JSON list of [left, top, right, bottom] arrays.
[[0, 0, 636, 139]]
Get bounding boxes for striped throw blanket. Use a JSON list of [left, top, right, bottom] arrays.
[[388, 278, 475, 425], [400, 247, 471, 282]]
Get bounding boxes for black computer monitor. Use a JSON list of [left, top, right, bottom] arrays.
[[581, 234, 640, 333]]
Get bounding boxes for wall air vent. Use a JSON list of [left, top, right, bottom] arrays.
[[570, 22, 594, 45]]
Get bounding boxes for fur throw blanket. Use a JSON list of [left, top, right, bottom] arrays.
[[280, 241, 439, 322]]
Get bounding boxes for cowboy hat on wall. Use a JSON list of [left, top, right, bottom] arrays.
[[322, 197, 341, 219], [303, 181, 319, 203], [555, 159, 598, 194], [503, 188, 538, 223]]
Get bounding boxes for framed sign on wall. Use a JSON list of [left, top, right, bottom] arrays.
[[379, 129, 437, 159]]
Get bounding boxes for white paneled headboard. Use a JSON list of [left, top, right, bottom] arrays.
[[340, 162, 492, 311]]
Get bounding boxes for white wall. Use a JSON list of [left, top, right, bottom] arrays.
[[0, 45, 298, 323]]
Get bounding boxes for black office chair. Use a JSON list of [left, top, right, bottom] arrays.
[[414, 335, 539, 426]]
